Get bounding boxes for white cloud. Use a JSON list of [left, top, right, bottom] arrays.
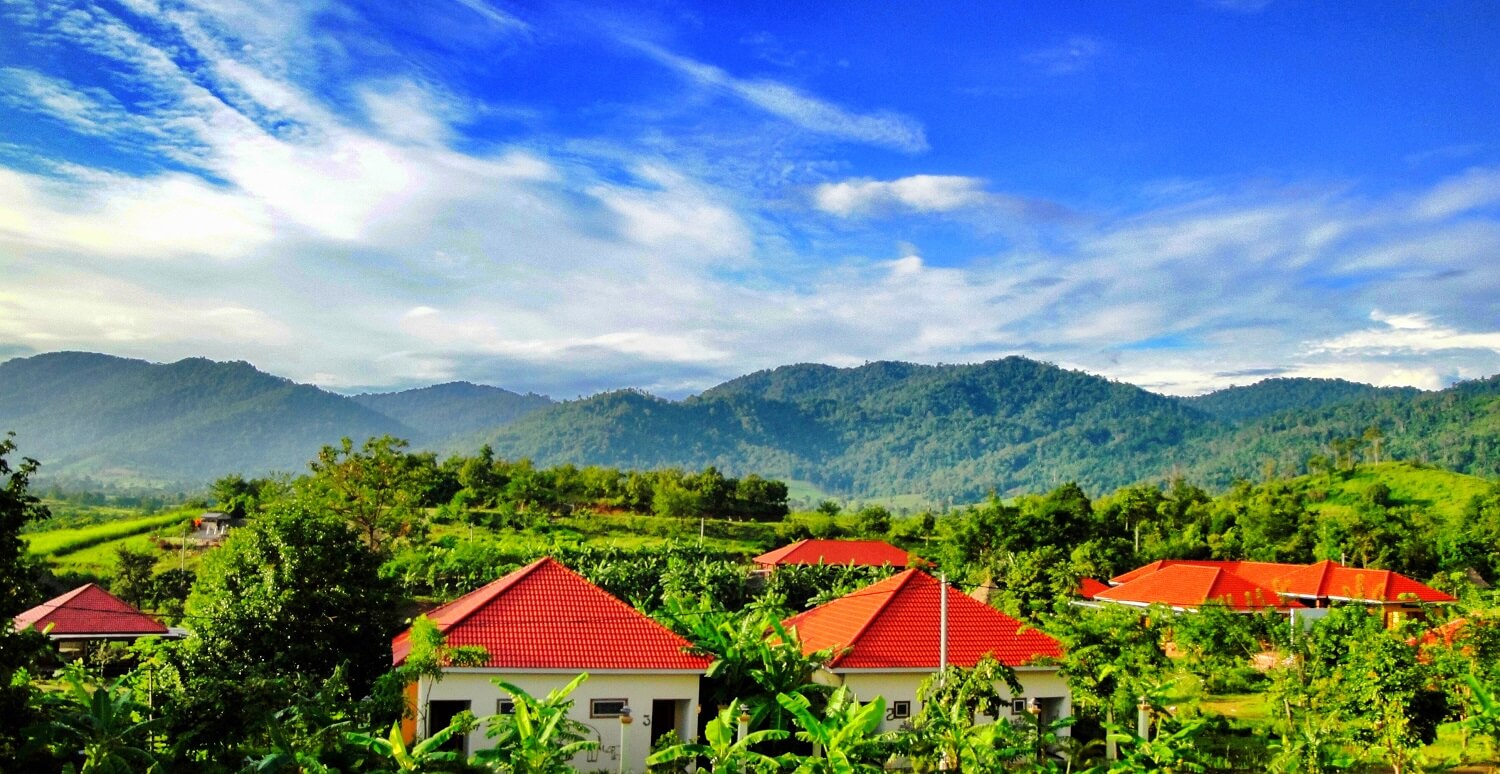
[[1310, 311, 1500, 356], [627, 40, 928, 153], [1411, 166, 1500, 220], [814, 175, 988, 217]]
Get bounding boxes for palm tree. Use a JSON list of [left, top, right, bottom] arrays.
[[473, 673, 598, 773], [646, 702, 787, 773]]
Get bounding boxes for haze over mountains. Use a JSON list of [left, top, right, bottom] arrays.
[[2, 351, 1496, 498]]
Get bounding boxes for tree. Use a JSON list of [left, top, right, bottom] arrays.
[[1363, 425, 1386, 465], [168, 503, 402, 764], [0, 434, 50, 764], [0, 432, 48, 617], [301, 435, 431, 550], [111, 544, 157, 609]]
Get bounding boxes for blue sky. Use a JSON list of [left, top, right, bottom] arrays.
[[2, 0, 1498, 398]]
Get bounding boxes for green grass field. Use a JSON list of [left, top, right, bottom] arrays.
[[24, 511, 190, 556]]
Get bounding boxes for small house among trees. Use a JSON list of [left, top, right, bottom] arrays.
[[753, 539, 912, 572], [12, 583, 180, 657], [390, 557, 709, 770], [782, 569, 1070, 733], [1095, 559, 1455, 626]]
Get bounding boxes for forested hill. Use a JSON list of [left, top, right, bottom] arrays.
[[3, 351, 1498, 496], [1179, 377, 1420, 423], [350, 382, 552, 442], [480, 358, 1222, 497], [0, 352, 412, 482]]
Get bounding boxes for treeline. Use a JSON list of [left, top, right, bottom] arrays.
[[211, 437, 788, 525]]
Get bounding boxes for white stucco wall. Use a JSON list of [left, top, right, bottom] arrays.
[[830, 667, 1072, 734], [418, 669, 701, 773]]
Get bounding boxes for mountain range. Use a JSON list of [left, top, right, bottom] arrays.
[[2, 351, 1496, 498]]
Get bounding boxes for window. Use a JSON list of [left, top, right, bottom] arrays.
[[890, 700, 911, 719], [1010, 698, 1028, 715], [590, 698, 630, 718], [496, 699, 514, 715]]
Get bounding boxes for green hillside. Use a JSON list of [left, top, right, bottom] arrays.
[[350, 381, 552, 444], [3, 351, 1498, 500], [1179, 377, 1418, 423], [0, 352, 413, 482]]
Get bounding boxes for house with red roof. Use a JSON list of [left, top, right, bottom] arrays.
[[753, 539, 912, 572], [1096, 559, 1455, 626], [13, 583, 177, 656], [390, 557, 710, 770], [782, 569, 1069, 733]]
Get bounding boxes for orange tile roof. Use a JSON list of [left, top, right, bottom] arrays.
[[754, 539, 910, 568], [782, 569, 1062, 669], [1108, 559, 1304, 587], [1108, 559, 1455, 605], [1078, 578, 1111, 600], [391, 557, 710, 672], [1274, 560, 1456, 603], [13, 583, 168, 636], [1093, 564, 1303, 611]]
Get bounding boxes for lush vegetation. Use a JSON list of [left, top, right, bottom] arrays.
[[9, 424, 1500, 770]]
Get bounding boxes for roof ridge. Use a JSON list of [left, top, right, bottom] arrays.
[[434, 556, 551, 634], [827, 569, 919, 667]]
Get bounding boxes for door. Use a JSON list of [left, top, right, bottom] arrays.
[[650, 698, 680, 747]]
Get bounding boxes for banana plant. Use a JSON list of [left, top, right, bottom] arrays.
[[345, 714, 469, 772], [646, 702, 787, 773], [40, 668, 163, 774], [473, 673, 598, 773], [776, 686, 893, 774]]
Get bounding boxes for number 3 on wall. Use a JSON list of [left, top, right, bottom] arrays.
[[642, 714, 651, 727]]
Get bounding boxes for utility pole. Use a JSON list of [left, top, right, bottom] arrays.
[[938, 572, 948, 686]]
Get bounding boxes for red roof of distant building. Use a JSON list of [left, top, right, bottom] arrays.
[[391, 557, 710, 672], [1108, 559, 1454, 605], [754, 539, 911, 568], [1108, 559, 1304, 588], [13, 583, 168, 636], [1274, 560, 1456, 603], [1094, 564, 1303, 611], [1078, 578, 1111, 600], [782, 569, 1062, 669]]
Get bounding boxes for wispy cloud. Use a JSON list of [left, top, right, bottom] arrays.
[[626, 39, 928, 153], [811, 174, 1068, 222], [1023, 36, 1103, 76]]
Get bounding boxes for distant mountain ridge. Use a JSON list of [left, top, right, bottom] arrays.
[[2, 351, 1496, 496]]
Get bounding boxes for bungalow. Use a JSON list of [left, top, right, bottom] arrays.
[[13, 583, 181, 657], [1091, 564, 1304, 613], [753, 539, 912, 572], [782, 569, 1069, 734], [390, 557, 710, 771], [1096, 559, 1455, 626]]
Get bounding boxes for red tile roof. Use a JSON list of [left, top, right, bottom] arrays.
[[1107, 559, 1454, 605], [13, 583, 168, 636], [1093, 564, 1303, 611], [1274, 560, 1456, 603], [1108, 560, 1303, 588], [782, 569, 1062, 669], [391, 557, 710, 672], [1078, 578, 1111, 600], [754, 539, 911, 568]]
